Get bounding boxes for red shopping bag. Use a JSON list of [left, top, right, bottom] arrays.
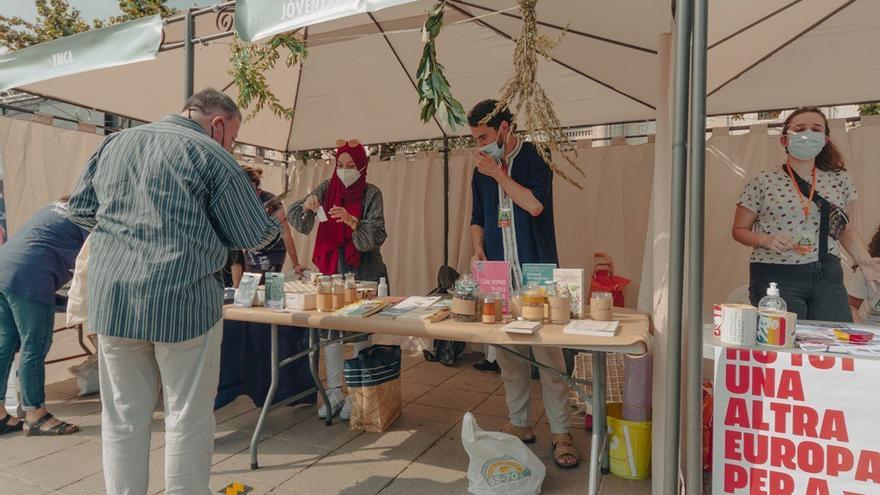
[[590, 253, 630, 307]]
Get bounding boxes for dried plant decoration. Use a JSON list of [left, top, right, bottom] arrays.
[[229, 33, 307, 122], [417, 2, 467, 129], [484, 0, 584, 189]]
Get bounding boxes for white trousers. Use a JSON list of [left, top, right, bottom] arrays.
[[98, 320, 223, 495], [494, 345, 571, 434]]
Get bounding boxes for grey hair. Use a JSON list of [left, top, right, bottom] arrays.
[[182, 89, 242, 121]]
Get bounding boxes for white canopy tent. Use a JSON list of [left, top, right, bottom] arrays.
[[15, 0, 880, 153], [4, 1, 880, 493]]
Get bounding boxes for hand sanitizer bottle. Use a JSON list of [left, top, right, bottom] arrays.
[[758, 282, 787, 312]]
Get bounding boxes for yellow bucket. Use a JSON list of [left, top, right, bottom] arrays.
[[606, 402, 652, 480]]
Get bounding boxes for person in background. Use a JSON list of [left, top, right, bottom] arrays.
[[239, 165, 304, 277], [848, 225, 880, 324], [733, 107, 880, 321], [288, 139, 387, 421], [221, 250, 245, 288], [0, 197, 86, 436], [68, 89, 282, 495], [468, 99, 579, 469]]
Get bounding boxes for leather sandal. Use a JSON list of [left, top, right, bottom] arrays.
[[24, 413, 79, 436], [0, 414, 23, 435], [502, 422, 536, 444], [552, 433, 580, 469]]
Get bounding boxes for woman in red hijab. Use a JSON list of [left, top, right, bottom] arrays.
[[288, 139, 387, 421]]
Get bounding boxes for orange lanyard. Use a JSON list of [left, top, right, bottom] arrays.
[[785, 161, 817, 219]]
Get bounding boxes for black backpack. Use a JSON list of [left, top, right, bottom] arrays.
[[422, 266, 467, 366]]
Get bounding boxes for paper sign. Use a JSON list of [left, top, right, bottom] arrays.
[[316, 205, 328, 223], [472, 261, 511, 312], [712, 347, 880, 494]]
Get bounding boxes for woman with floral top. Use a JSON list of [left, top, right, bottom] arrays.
[[732, 107, 880, 321]]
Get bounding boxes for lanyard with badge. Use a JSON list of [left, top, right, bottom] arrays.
[[785, 161, 817, 256], [497, 160, 513, 229]]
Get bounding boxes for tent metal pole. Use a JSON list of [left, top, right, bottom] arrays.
[[686, 0, 708, 492], [664, 0, 693, 492], [443, 136, 450, 267], [184, 9, 195, 101]]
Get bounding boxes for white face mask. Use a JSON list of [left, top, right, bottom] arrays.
[[337, 167, 360, 188]]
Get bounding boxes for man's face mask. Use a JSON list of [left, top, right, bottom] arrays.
[[480, 123, 509, 162], [211, 117, 229, 151]]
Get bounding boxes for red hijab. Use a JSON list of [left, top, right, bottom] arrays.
[[313, 142, 369, 275]]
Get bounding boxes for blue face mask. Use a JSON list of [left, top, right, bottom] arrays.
[[787, 130, 826, 160], [479, 127, 507, 161]]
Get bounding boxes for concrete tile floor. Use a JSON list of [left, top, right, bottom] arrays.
[[2, 339, 653, 495]]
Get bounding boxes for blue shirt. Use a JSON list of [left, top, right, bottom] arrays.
[[0, 203, 88, 306], [470, 141, 559, 265], [69, 114, 281, 343]]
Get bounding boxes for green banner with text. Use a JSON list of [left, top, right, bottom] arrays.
[[0, 15, 163, 92]]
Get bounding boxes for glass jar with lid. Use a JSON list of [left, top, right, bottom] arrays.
[[521, 283, 547, 322], [331, 274, 345, 309], [452, 274, 481, 322], [316, 276, 333, 312], [344, 273, 358, 304]]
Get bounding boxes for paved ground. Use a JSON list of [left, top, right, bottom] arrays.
[[1, 326, 653, 494]]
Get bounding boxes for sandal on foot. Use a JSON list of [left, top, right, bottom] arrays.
[[552, 433, 580, 469], [0, 414, 23, 435], [502, 422, 536, 444], [24, 413, 79, 436]]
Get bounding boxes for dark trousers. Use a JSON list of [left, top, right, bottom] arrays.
[[749, 257, 852, 322]]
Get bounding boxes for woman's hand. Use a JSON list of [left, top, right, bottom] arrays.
[[759, 234, 796, 254], [329, 205, 358, 230], [303, 195, 320, 213], [293, 264, 306, 276]]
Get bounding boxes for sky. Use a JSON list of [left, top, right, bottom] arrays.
[[4, 0, 203, 23]]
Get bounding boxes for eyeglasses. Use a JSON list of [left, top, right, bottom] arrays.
[[336, 139, 361, 148]]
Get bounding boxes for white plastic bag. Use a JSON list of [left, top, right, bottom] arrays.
[[461, 412, 546, 495], [69, 355, 99, 397]]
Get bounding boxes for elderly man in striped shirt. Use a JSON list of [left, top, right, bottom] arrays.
[[69, 89, 282, 495]]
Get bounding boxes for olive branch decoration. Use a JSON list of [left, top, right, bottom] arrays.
[[417, 2, 467, 129], [229, 33, 308, 122], [484, 0, 584, 189]]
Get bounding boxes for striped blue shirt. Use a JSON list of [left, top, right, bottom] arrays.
[[68, 114, 281, 343]]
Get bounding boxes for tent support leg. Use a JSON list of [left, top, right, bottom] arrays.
[[686, 0, 709, 493], [443, 137, 450, 267], [184, 9, 194, 101], [664, 0, 693, 493]]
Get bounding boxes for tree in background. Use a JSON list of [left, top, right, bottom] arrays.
[[0, 0, 176, 51], [97, 0, 178, 28], [858, 104, 880, 116], [0, 0, 90, 51]]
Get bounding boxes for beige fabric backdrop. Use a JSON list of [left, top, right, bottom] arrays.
[[287, 142, 656, 304], [0, 116, 104, 234], [3, 114, 877, 316]]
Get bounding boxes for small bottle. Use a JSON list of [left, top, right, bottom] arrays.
[[378, 277, 389, 298], [758, 282, 787, 312], [344, 273, 358, 304], [758, 282, 790, 346], [316, 276, 333, 312], [482, 294, 497, 324]]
